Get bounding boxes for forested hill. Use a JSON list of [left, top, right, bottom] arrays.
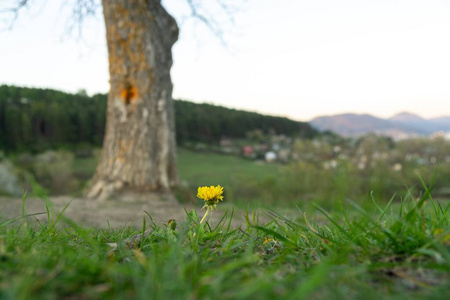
[[0, 85, 317, 152], [175, 100, 317, 143]]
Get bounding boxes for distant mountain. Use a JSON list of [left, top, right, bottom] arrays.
[[429, 116, 450, 131], [389, 112, 425, 123], [388, 112, 436, 133], [310, 112, 450, 138]]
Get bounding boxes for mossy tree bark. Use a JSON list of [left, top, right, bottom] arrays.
[[87, 0, 179, 200]]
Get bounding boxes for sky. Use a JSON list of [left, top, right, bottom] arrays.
[[1, 0, 450, 121]]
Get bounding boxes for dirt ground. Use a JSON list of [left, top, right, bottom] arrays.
[[0, 193, 256, 229]]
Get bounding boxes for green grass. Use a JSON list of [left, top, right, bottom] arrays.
[[69, 148, 282, 190], [67, 148, 286, 207], [1, 183, 449, 299], [4, 149, 448, 298], [12, 147, 447, 211], [177, 148, 287, 208], [177, 148, 282, 187]]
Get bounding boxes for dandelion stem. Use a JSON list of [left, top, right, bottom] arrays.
[[200, 209, 209, 224]]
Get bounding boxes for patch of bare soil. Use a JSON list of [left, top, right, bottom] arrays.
[[0, 193, 255, 228]]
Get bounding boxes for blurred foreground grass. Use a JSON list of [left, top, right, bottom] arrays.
[[0, 182, 448, 299]]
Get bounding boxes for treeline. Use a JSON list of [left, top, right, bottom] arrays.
[[0, 85, 317, 152], [175, 100, 317, 143], [0, 85, 106, 152]]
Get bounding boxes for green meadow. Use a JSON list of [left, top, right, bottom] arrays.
[[0, 148, 449, 299]]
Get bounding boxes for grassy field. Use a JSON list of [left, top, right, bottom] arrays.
[[70, 148, 284, 189], [177, 148, 282, 187], [5, 147, 445, 209], [66, 148, 288, 208], [65, 148, 447, 209], [1, 148, 449, 299], [0, 182, 448, 299], [177, 149, 288, 208]]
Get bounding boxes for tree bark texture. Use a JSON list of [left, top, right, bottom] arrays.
[[87, 0, 179, 199]]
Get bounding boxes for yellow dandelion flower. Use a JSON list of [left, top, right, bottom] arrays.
[[197, 185, 224, 205], [197, 185, 224, 224]]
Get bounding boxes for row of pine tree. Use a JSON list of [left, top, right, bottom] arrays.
[[0, 85, 317, 152]]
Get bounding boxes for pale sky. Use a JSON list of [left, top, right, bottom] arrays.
[[1, 0, 449, 121]]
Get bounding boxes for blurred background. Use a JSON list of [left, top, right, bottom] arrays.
[[0, 0, 449, 209]]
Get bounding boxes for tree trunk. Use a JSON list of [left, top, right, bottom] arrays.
[[87, 0, 179, 200]]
